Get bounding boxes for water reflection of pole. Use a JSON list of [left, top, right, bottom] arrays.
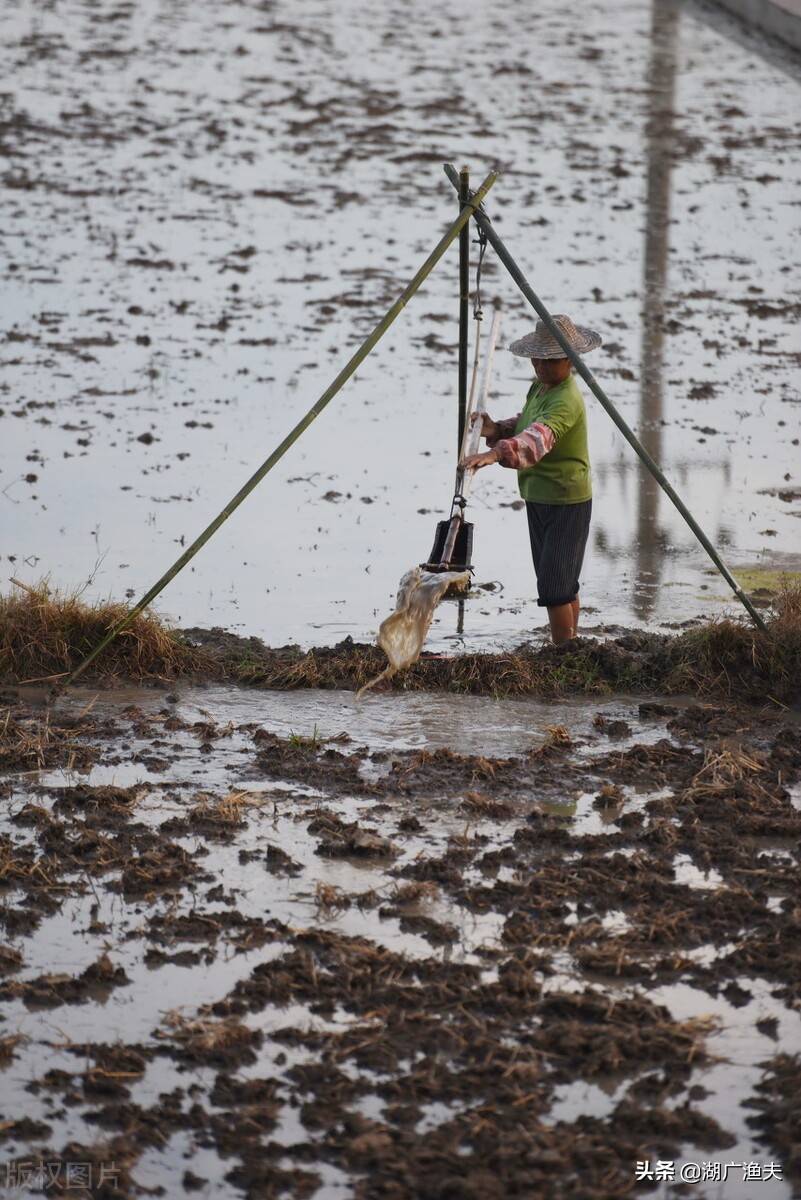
[[636, 0, 679, 620]]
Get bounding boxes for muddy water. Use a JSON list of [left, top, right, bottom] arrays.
[[1, 684, 800, 1197], [2, 0, 800, 654], [358, 566, 471, 693]]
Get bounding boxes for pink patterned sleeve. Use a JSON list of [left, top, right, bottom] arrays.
[[485, 416, 521, 446], [493, 422, 556, 469]]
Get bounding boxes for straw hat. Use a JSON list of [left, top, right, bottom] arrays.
[[508, 314, 602, 359]]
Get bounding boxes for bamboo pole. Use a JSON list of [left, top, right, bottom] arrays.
[[443, 164, 767, 633], [62, 168, 500, 686], [458, 308, 502, 493], [477, 310, 502, 419], [460, 319, 483, 465], [458, 166, 470, 456]]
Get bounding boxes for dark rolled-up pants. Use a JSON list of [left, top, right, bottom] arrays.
[[525, 498, 592, 608]]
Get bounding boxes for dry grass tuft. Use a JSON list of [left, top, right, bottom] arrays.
[[0, 1033, 27, 1064], [389, 881, 441, 906], [0, 708, 56, 770], [662, 584, 801, 702], [186, 789, 271, 826], [159, 1010, 256, 1053], [684, 746, 776, 805], [0, 578, 206, 683], [315, 882, 352, 913]]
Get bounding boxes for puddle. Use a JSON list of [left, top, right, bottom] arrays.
[[646, 979, 799, 1200], [674, 853, 726, 890], [51, 681, 659, 759]]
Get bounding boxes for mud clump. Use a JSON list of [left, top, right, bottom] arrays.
[[309, 810, 398, 858], [0, 953, 129, 1009]]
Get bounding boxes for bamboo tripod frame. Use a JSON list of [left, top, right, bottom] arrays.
[[64, 161, 764, 685]]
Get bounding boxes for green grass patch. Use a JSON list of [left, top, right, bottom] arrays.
[[704, 566, 801, 602]]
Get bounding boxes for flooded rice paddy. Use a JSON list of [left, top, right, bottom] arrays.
[[2, 0, 801, 1196], [2, 0, 800, 651]]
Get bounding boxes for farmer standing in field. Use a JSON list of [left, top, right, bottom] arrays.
[[461, 314, 602, 646]]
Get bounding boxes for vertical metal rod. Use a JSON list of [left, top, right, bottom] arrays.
[[458, 165, 470, 455]]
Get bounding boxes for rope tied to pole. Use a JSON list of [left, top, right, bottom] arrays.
[[473, 224, 489, 322]]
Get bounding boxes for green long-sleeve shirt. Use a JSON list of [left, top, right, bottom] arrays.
[[502, 374, 592, 504]]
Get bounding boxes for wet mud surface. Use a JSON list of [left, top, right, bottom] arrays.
[[1, 683, 800, 1197]]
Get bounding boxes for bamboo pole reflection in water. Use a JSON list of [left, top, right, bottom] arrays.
[[635, 0, 681, 621], [594, 0, 733, 622]]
